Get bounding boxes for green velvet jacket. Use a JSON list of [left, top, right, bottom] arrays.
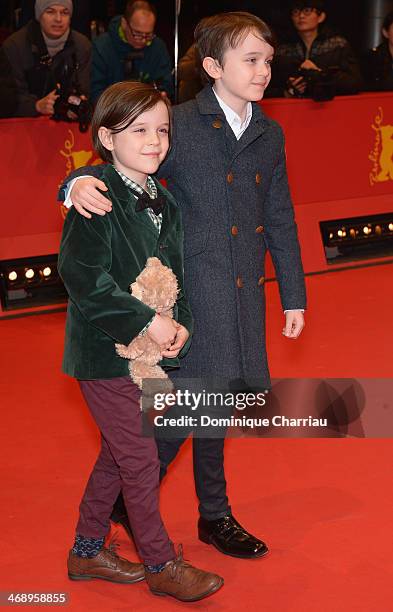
[[58, 164, 193, 380]]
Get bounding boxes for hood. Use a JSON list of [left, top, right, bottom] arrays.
[[108, 15, 135, 54]]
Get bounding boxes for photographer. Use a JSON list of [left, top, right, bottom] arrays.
[[0, 1, 91, 118], [363, 11, 393, 91], [268, 0, 363, 100], [91, 0, 174, 103]]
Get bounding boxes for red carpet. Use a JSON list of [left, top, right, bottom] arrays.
[[1, 263, 392, 611]]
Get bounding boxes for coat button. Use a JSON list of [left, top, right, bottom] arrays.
[[258, 276, 265, 286], [256, 173, 262, 184], [236, 276, 243, 288], [212, 120, 222, 129], [231, 225, 238, 236], [256, 225, 264, 233], [227, 172, 234, 184]]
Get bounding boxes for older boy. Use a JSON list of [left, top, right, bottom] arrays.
[[60, 12, 306, 559]]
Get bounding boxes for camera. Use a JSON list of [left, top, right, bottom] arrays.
[[290, 67, 336, 102], [52, 87, 92, 133]]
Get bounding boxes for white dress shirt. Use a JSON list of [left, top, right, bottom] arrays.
[[212, 88, 252, 140]]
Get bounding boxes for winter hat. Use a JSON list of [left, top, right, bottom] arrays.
[[35, 0, 73, 20]]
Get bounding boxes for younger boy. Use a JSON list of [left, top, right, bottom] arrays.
[[58, 81, 223, 602], [60, 12, 306, 559]]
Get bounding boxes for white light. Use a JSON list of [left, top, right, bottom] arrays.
[[8, 271, 17, 281], [389, 223, 393, 231], [25, 268, 35, 279], [363, 226, 371, 235], [337, 229, 346, 238], [42, 267, 52, 277]]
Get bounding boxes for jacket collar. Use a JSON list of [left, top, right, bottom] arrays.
[[195, 85, 269, 160], [102, 164, 133, 207]]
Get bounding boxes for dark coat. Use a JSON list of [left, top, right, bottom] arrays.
[[268, 29, 363, 97], [60, 86, 306, 388], [0, 19, 91, 117], [91, 15, 174, 102], [58, 165, 193, 380], [0, 51, 17, 118], [362, 41, 393, 91], [178, 44, 203, 103]]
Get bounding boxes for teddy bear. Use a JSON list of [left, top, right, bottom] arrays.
[[115, 257, 179, 395]]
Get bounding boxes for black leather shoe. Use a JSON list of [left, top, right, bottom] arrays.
[[198, 514, 268, 559]]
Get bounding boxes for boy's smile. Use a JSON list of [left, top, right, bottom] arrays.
[[99, 101, 170, 187], [205, 32, 274, 118]]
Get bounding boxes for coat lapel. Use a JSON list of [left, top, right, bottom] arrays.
[[155, 180, 177, 243], [195, 86, 269, 164], [230, 103, 268, 164], [196, 86, 234, 159]]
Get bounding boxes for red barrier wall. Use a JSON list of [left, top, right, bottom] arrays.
[[261, 92, 393, 276], [1, 93, 392, 275]]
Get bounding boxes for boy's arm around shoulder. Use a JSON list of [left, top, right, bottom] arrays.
[[263, 124, 306, 311], [57, 163, 107, 202], [58, 208, 155, 344]]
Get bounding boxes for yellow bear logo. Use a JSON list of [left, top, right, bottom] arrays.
[[369, 107, 393, 185]]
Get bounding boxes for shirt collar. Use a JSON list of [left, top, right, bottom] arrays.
[[212, 88, 252, 139], [114, 168, 157, 199]]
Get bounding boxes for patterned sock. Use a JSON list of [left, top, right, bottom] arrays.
[[72, 534, 105, 558], [144, 562, 168, 573]]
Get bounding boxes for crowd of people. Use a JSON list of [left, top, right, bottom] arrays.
[[0, 0, 173, 119], [1, 0, 393, 120]]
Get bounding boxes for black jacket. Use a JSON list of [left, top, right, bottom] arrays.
[[0, 19, 91, 117], [268, 28, 363, 98], [0, 52, 18, 118], [363, 41, 393, 91]]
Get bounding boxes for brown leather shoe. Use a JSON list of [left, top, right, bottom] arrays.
[[145, 545, 224, 602], [67, 544, 145, 584]]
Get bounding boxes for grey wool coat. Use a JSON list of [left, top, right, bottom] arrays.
[[60, 85, 306, 388]]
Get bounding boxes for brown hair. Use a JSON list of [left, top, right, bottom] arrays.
[[124, 0, 156, 21], [195, 12, 276, 84], [91, 81, 171, 163]]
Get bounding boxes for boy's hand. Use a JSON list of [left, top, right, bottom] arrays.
[[282, 310, 305, 339], [70, 177, 112, 219], [147, 314, 178, 350], [161, 323, 190, 358]]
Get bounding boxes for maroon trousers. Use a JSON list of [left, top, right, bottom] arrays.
[[76, 376, 175, 566]]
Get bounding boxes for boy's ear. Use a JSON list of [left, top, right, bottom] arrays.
[[202, 56, 223, 80], [382, 27, 388, 39], [98, 127, 114, 151]]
